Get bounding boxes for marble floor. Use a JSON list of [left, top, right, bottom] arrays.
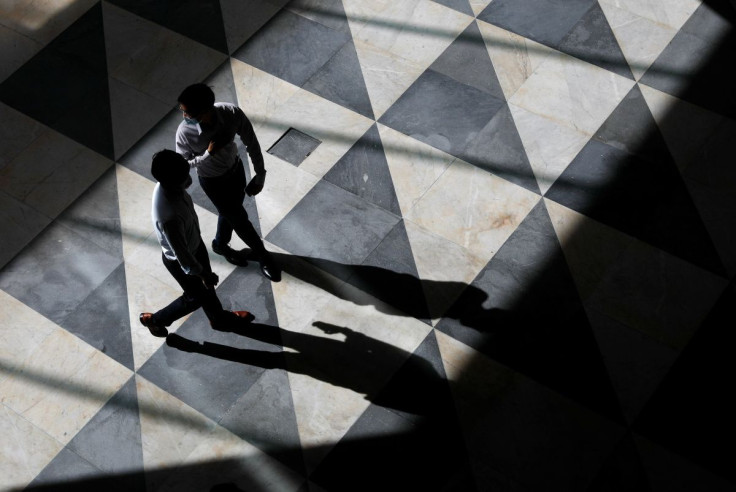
[[1, 0, 735, 490]]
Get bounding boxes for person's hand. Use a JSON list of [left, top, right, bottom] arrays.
[[200, 271, 219, 289], [207, 140, 219, 154], [245, 172, 266, 196]]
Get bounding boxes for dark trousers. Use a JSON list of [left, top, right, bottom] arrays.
[[153, 242, 225, 326], [199, 159, 266, 257]]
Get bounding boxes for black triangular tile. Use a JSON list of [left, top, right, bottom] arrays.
[[587, 433, 652, 492], [29, 377, 144, 491], [348, 220, 431, 322], [639, 2, 736, 119], [430, 21, 505, 100], [436, 201, 623, 421], [323, 124, 400, 214], [0, 3, 114, 158], [462, 104, 540, 194], [478, 0, 598, 48], [433, 0, 474, 17], [303, 38, 375, 119], [545, 85, 726, 276], [558, 2, 634, 80], [310, 331, 477, 491], [633, 278, 736, 483], [233, 9, 351, 88], [106, 0, 229, 54]]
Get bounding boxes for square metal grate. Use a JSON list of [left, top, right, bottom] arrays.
[[267, 127, 321, 166]]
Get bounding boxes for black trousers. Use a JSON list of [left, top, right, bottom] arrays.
[[198, 159, 266, 257], [153, 242, 225, 326]]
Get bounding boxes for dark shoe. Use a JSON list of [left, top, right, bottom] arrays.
[[211, 310, 255, 331], [140, 313, 168, 337], [212, 241, 249, 266], [259, 255, 281, 282]]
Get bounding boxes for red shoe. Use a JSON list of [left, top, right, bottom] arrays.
[[140, 313, 168, 337]]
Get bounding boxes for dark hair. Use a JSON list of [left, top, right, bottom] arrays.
[[151, 149, 189, 187], [178, 83, 215, 116]]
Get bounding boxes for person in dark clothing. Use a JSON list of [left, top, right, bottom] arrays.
[[176, 83, 280, 282]]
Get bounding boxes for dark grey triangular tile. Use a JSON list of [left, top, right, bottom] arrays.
[[546, 85, 726, 276], [233, 9, 350, 88], [310, 331, 477, 491], [348, 220, 431, 322], [29, 377, 145, 492], [0, 3, 114, 158], [323, 124, 399, 214], [478, 0, 598, 48], [462, 104, 540, 194], [436, 201, 623, 421], [432, 0, 474, 17], [303, 39, 375, 119], [379, 69, 505, 159], [430, 21, 505, 99], [639, 2, 736, 119], [558, 2, 634, 80], [220, 368, 305, 475], [107, 0, 229, 53], [266, 180, 400, 281], [59, 265, 134, 370]]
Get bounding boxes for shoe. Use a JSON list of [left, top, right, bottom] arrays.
[[139, 313, 168, 337], [259, 255, 281, 282], [212, 241, 249, 266], [211, 310, 255, 331]]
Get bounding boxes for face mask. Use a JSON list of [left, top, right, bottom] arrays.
[[184, 116, 199, 125]]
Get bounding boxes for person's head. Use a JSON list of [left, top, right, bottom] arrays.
[[178, 83, 215, 124], [151, 149, 192, 190]]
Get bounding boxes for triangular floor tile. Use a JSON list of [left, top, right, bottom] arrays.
[[29, 377, 145, 491], [430, 21, 505, 100], [310, 331, 476, 491], [586, 433, 652, 492], [347, 220, 431, 322], [558, 2, 634, 80], [545, 85, 726, 276], [436, 201, 623, 420], [220, 367, 305, 475], [106, 0, 229, 54], [432, 0, 474, 17], [303, 38, 374, 119], [638, 2, 736, 119], [633, 278, 736, 483], [233, 9, 351, 88], [478, 0, 598, 49], [0, 3, 113, 158], [323, 124, 400, 215]]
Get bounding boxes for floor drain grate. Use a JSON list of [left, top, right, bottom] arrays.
[[267, 128, 321, 166]]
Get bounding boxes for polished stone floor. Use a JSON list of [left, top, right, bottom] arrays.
[[1, 0, 735, 491]]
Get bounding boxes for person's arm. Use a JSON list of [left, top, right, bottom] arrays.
[[161, 220, 203, 277], [234, 107, 266, 194], [176, 128, 212, 169]]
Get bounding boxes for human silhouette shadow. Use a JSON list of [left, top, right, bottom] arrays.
[[167, 320, 447, 416], [268, 251, 502, 332]]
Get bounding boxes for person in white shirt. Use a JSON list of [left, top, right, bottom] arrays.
[[139, 149, 252, 337], [176, 83, 279, 282]]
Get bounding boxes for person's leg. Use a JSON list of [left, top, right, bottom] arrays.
[[200, 163, 267, 257], [151, 253, 209, 327]]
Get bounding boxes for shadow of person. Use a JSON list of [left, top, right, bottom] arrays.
[[268, 251, 497, 330], [167, 320, 446, 416]]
